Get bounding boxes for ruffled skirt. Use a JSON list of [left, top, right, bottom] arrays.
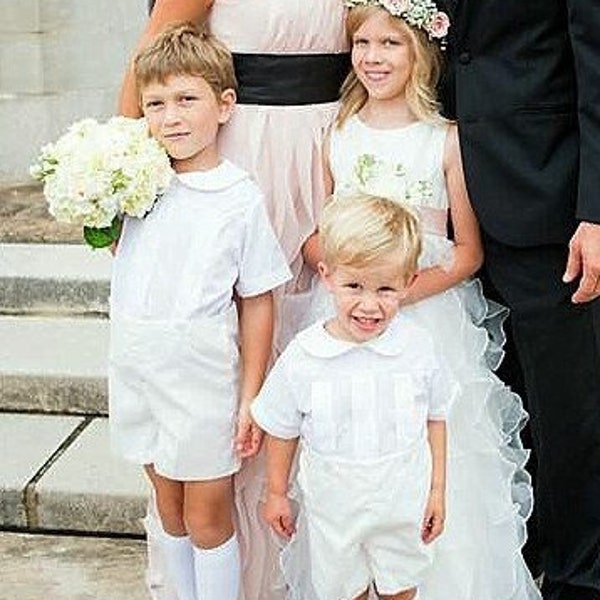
[[408, 280, 540, 600]]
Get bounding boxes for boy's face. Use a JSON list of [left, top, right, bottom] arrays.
[[319, 252, 411, 343], [141, 74, 235, 172]]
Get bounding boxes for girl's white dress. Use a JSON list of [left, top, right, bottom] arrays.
[[300, 116, 542, 600]]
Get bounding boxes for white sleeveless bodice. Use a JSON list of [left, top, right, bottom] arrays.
[[329, 116, 451, 268]]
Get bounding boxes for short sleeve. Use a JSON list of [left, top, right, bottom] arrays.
[[427, 355, 455, 420], [236, 191, 291, 297], [251, 348, 303, 439]]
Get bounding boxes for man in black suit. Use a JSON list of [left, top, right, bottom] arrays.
[[441, 1, 600, 599]]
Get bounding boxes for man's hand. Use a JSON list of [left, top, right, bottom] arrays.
[[235, 401, 263, 458], [563, 221, 600, 303], [262, 492, 296, 540]]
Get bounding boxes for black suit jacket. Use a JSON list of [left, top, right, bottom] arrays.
[[441, 0, 600, 246]]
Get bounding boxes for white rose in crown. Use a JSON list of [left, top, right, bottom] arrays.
[[30, 116, 174, 248]]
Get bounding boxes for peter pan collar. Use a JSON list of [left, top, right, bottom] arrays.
[[176, 159, 249, 192], [297, 315, 411, 358]]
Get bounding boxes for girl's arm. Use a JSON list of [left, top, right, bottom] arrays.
[[118, 0, 214, 116], [302, 130, 335, 271], [234, 291, 274, 457], [402, 124, 484, 305], [422, 419, 447, 544], [263, 434, 299, 539]]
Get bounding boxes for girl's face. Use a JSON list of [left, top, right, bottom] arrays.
[[142, 74, 235, 173], [319, 253, 410, 343], [351, 10, 413, 105]]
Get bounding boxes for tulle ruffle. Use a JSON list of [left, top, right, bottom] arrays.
[[405, 279, 539, 599]]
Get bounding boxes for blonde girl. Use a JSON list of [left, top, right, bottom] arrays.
[[301, 2, 541, 599]]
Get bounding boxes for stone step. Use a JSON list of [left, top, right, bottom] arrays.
[[0, 413, 148, 536], [0, 243, 111, 315], [0, 531, 148, 600], [0, 315, 108, 415]]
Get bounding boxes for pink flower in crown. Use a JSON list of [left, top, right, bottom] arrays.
[[428, 11, 450, 38], [380, 0, 409, 16]]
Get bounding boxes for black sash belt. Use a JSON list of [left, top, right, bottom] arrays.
[[232, 53, 351, 106]]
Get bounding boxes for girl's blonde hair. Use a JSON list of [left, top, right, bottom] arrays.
[[134, 22, 237, 100], [319, 194, 422, 282], [337, 7, 442, 128]]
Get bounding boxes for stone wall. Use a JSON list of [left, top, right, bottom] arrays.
[[0, 1, 147, 185]]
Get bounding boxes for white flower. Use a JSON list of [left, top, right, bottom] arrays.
[[344, 0, 450, 40], [380, 0, 409, 16], [349, 154, 435, 209], [31, 117, 174, 242]]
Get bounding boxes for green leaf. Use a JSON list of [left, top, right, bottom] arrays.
[[83, 216, 123, 249]]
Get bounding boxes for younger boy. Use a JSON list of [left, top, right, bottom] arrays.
[[252, 195, 449, 600]]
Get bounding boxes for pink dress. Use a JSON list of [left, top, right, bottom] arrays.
[[211, 0, 348, 352], [144, 3, 347, 600]]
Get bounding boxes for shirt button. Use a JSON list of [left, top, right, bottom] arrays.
[[458, 51, 472, 65]]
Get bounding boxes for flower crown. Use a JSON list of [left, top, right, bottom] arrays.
[[344, 0, 450, 41]]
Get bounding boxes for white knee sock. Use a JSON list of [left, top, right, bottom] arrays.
[[157, 530, 196, 600], [143, 497, 179, 600], [193, 534, 241, 600]]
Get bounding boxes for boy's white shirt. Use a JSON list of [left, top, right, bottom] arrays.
[[251, 314, 451, 462], [110, 159, 291, 320]]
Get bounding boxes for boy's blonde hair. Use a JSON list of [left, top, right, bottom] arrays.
[[337, 7, 442, 128], [134, 22, 237, 100], [319, 194, 422, 282]]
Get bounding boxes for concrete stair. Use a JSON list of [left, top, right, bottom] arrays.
[[0, 315, 108, 414], [0, 243, 110, 316], [0, 235, 149, 537]]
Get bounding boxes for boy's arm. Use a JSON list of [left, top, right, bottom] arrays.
[[263, 434, 299, 539], [422, 419, 447, 544], [234, 291, 274, 457]]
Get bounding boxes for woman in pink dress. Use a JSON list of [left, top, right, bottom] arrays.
[[119, 2, 348, 599]]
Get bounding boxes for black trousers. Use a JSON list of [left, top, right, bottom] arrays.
[[482, 233, 600, 600]]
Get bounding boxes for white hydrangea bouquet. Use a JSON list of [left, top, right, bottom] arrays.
[[30, 117, 173, 248]]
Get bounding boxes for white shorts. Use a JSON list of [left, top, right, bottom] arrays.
[[283, 446, 434, 600], [108, 307, 240, 481]]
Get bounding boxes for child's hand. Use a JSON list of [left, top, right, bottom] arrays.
[[421, 489, 445, 544], [263, 492, 296, 540], [235, 401, 263, 458]]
